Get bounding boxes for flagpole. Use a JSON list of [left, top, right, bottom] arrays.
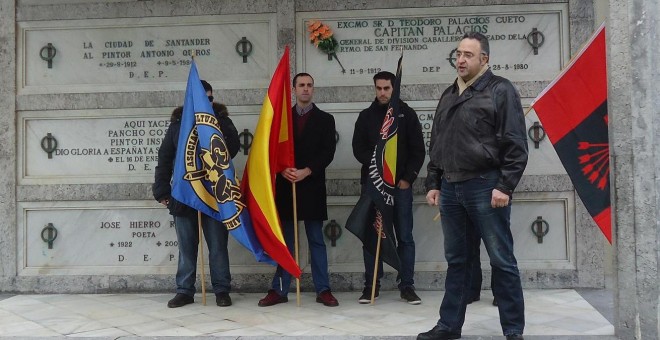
[[292, 182, 301, 306], [371, 214, 383, 304], [192, 52, 207, 306], [197, 211, 207, 305]]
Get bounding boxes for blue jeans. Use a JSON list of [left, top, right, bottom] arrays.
[[174, 214, 231, 296], [469, 224, 483, 299], [363, 186, 415, 290], [436, 171, 525, 336], [271, 220, 330, 296]]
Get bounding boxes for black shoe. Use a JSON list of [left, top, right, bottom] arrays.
[[417, 325, 461, 340], [401, 286, 422, 305], [492, 297, 498, 306], [358, 287, 379, 304], [467, 295, 480, 304], [167, 293, 194, 308], [506, 335, 524, 340], [215, 292, 232, 307]]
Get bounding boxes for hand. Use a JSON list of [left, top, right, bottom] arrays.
[[426, 189, 440, 206], [281, 168, 297, 182], [294, 167, 312, 182], [491, 189, 510, 208], [281, 167, 312, 183], [397, 179, 410, 189], [159, 198, 169, 207]]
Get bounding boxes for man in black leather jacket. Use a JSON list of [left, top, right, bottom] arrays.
[[152, 80, 239, 309], [418, 33, 528, 340]]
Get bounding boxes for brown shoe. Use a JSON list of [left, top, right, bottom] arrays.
[[316, 290, 339, 307], [258, 289, 288, 307]]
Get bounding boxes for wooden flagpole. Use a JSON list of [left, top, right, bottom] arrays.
[[371, 212, 383, 304], [197, 211, 207, 305], [292, 182, 301, 306]]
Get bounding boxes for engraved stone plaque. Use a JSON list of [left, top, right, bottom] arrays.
[[20, 108, 172, 184], [18, 106, 257, 184], [18, 201, 277, 276], [18, 192, 573, 276], [296, 4, 569, 86], [19, 101, 565, 185], [17, 14, 277, 94]]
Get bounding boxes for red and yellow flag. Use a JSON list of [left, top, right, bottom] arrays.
[[241, 47, 301, 277]]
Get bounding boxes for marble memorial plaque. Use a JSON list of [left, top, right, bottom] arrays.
[[17, 14, 277, 94], [20, 108, 172, 184], [296, 4, 569, 86], [19, 106, 256, 184], [18, 201, 276, 276], [18, 190, 572, 276], [19, 100, 565, 185]]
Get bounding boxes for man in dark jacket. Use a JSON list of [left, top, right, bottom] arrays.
[[418, 32, 528, 340], [257, 73, 339, 307], [352, 71, 425, 305], [152, 80, 239, 308]]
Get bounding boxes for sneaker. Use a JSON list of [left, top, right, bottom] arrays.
[[506, 334, 524, 340], [358, 286, 379, 304], [400, 286, 422, 305], [316, 290, 339, 307], [258, 289, 288, 307], [493, 297, 498, 306], [167, 293, 194, 308], [215, 292, 232, 307]]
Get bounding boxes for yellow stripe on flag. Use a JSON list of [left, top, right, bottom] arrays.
[[246, 95, 286, 244], [384, 135, 398, 181]]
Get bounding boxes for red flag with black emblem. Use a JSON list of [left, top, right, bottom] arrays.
[[530, 23, 611, 243]]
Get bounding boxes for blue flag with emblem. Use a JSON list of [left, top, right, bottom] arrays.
[[172, 60, 274, 265]]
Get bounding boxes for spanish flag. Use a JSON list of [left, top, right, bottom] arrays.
[[242, 47, 301, 277], [530, 24, 611, 243]]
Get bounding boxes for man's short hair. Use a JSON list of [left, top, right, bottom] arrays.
[[373, 71, 396, 85], [200, 80, 213, 93], [461, 32, 490, 56], [293, 72, 314, 87]]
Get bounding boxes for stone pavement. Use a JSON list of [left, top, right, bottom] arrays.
[[0, 289, 616, 339]]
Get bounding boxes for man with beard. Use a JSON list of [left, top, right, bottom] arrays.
[[352, 71, 425, 305]]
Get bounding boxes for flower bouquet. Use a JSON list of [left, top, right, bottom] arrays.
[[307, 20, 345, 73]]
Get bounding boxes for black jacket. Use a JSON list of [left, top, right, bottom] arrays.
[[275, 104, 336, 221], [352, 99, 425, 185], [425, 69, 528, 195], [152, 104, 240, 216]]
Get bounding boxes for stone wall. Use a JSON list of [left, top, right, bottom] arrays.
[[0, 0, 605, 293]]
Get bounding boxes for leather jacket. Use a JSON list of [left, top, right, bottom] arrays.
[[425, 69, 528, 195]]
